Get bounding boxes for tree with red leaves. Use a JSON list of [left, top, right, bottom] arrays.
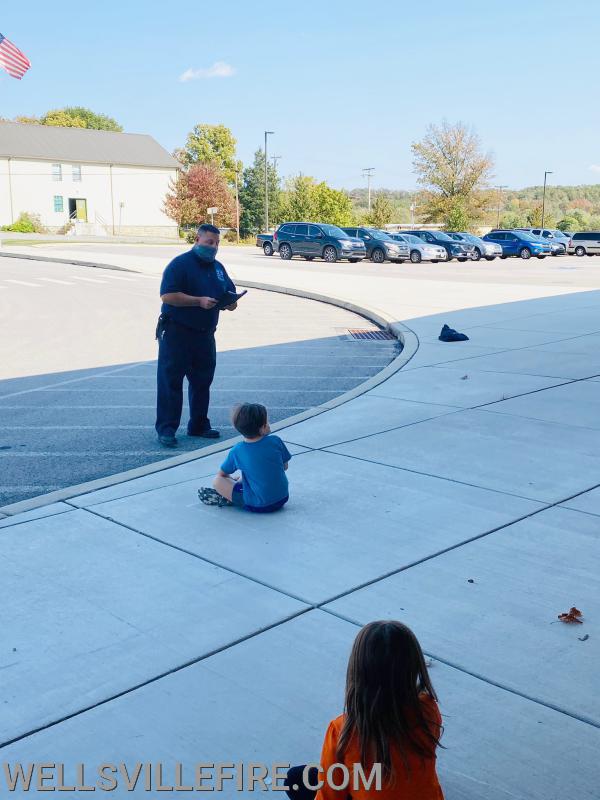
[[164, 164, 236, 228]]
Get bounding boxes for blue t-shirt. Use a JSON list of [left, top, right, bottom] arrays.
[[160, 249, 235, 332], [220, 435, 292, 508]]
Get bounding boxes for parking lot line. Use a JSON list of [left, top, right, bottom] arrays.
[[37, 277, 75, 286], [70, 276, 108, 284], [5, 279, 43, 287]]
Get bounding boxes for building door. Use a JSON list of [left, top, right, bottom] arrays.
[[68, 198, 88, 222]]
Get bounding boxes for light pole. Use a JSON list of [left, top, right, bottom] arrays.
[[272, 155, 282, 172], [264, 131, 274, 232], [363, 167, 375, 211], [234, 168, 240, 244], [541, 171, 553, 229], [495, 185, 508, 228]]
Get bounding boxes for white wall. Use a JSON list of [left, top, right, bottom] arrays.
[[0, 157, 178, 234]]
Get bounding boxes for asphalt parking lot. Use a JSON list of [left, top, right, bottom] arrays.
[[0, 256, 399, 507]]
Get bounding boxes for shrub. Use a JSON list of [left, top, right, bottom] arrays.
[[1, 212, 47, 233]]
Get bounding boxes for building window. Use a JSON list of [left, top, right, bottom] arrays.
[[53, 196, 64, 213], [72, 164, 82, 182], [52, 163, 62, 182]]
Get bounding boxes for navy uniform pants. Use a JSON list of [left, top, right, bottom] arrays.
[[155, 319, 217, 437]]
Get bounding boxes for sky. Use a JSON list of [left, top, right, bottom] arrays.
[[1, 0, 599, 192]]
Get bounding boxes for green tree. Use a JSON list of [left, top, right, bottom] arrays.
[[279, 175, 317, 221], [366, 194, 394, 228], [412, 121, 494, 229], [176, 124, 238, 184], [556, 216, 579, 231], [443, 201, 472, 232], [279, 176, 353, 227], [312, 182, 353, 226], [238, 149, 281, 234], [41, 107, 122, 130]]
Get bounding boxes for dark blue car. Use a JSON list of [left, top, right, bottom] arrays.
[[483, 230, 552, 260]]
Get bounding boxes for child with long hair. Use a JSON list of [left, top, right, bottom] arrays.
[[286, 620, 444, 800]]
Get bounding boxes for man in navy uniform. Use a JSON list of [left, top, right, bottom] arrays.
[[155, 223, 238, 447]]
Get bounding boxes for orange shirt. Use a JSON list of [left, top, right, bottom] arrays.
[[314, 695, 444, 800]]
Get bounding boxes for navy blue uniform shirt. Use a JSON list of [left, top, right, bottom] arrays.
[[160, 249, 236, 332]]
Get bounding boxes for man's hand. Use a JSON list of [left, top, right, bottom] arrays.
[[198, 296, 218, 309], [224, 301, 238, 311]]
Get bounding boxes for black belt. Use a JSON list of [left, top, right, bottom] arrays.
[[156, 314, 215, 339]]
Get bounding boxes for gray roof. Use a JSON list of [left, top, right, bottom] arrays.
[[0, 121, 180, 169]]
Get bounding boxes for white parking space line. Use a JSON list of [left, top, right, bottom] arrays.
[[70, 276, 108, 284], [95, 274, 137, 281], [5, 279, 43, 287], [37, 277, 75, 286]]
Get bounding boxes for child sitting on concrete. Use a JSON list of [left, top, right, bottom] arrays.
[[198, 402, 291, 512]]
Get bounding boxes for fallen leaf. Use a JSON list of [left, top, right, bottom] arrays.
[[460, 375, 469, 380], [558, 606, 584, 624], [578, 634, 589, 642], [467, 579, 475, 584]]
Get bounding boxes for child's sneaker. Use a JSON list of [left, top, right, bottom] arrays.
[[198, 487, 232, 507]]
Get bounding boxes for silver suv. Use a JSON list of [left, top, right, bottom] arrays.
[[516, 228, 569, 255], [568, 231, 600, 256]]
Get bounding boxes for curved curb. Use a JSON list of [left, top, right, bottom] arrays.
[[0, 271, 419, 517], [0, 251, 136, 273]]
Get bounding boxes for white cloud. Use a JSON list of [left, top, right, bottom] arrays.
[[589, 164, 600, 174], [179, 62, 236, 82]]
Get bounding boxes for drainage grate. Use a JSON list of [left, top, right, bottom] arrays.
[[347, 328, 395, 341]]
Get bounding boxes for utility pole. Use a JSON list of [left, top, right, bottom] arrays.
[[264, 131, 274, 232], [271, 155, 282, 172], [363, 167, 375, 211], [234, 168, 240, 244], [541, 171, 553, 229], [496, 185, 508, 228]]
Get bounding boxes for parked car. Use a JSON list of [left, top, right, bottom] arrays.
[[402, 230, 477, 261], [341, 227, 409, 263], [568, 231, 600, 256], [483, 230, 552, 259], [388, 233, 448, 263], [447, 232, 502, 261], [516, 228, 568, 255], [273, 222, 366, 262], [256, 233, 274, 256]]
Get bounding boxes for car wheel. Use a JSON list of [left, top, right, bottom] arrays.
[[520, 247, 532, 260], [323, 245, 337, 263], [575, 246, 586, 257], [500, 255, 508, 259], [371, 248, 386, 264], [485, 256, 496, 261], [263, 242, 273, 256], [457, 257, 466, 262], [279, 243, 292, 260], [537, 255, 546, 259], [410, 250, 422, 263], [472, 248, 482, 261]]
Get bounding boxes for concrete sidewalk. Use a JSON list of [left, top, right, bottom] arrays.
[[1, 250, 599, 799]]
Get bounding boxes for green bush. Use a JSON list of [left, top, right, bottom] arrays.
[[1, 212, 47, 233]]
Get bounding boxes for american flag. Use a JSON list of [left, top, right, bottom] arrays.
[[0, 33, 31, 79]]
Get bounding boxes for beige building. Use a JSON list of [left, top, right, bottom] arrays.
[[0, 121, 180, 238]]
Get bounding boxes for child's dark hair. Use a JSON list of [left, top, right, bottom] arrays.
[[232, 403, 268, 438], [336, 620, 442, 783]]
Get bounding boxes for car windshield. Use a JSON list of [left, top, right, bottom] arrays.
[[551, 230, 566, 237], [518, 232, 542, 242], [402, 234, 423, 245], [367, 229, 394, 241], [431, 232, 454, 242], [319, 224, 348, 238]]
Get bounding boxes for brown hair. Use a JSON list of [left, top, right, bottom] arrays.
[[232, 403, 268, 438], [336, 621, 442, 783]]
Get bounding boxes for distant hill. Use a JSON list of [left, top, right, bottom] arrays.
[[346, 184, 600, 230]]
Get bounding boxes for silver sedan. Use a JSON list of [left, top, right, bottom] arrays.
[[388, 233, 448, 263]]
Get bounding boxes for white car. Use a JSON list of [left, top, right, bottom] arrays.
[[388, 233, 448, 263]]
